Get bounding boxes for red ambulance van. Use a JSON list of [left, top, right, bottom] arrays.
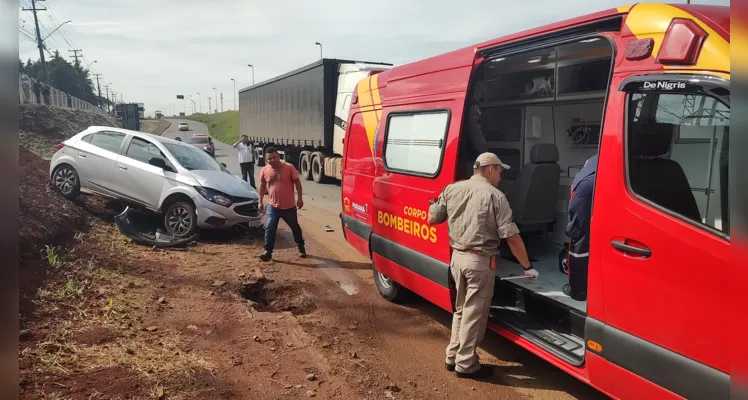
[[340, 3, 730, 399]]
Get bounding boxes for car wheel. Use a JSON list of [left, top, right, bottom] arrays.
[[164, 201, 197, 238], [372, 264, 407, 302], [52, 164, 81, 200], [299, 152, 312, 181]]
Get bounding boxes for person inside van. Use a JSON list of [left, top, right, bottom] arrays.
[[563, 154, 597, 301]]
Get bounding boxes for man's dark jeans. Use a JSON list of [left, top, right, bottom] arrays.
[[240, 162, 255, 188], [264, 205, 305, 255]]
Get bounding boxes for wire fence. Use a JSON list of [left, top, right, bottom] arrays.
[[19, 74, 104, 114]]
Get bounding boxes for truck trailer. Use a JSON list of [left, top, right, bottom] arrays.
[[238, 58, 392, 183]]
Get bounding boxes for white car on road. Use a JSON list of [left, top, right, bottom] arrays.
[[177, 122, 189, 131], [49, 126, 261, 237]]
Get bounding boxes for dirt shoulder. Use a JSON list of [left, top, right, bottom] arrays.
[[19, 149, 604, 399]]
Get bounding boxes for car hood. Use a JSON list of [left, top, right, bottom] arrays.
[[190, 170, 258, 199]]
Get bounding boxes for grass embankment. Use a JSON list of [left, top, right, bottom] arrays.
[[185, 111, 239, 145]]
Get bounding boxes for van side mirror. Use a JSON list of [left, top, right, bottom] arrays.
[[149, 157, 167, 169]]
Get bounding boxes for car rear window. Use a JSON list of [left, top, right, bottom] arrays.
[[189, 136, 208, 144]]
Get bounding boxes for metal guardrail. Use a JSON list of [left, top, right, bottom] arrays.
[[19, 74, 103, 114]]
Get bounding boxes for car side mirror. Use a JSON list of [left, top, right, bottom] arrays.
[[149, 157, 167, 169]]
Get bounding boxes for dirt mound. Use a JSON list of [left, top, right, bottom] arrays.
[[239, 280, 317, 315], [18, 145, 90, 256], [19, 103, 120, 158]]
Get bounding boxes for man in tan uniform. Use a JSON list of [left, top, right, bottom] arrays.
[[428, 152, 538, 379]]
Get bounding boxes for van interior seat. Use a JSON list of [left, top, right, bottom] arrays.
[[629, 122, 701, 222], [507, 143, 561, 232]]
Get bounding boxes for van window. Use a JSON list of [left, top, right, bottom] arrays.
[[384, 110, 450, 176], [627, 92, 729, 235]]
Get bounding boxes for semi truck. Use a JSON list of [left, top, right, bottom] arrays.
[[238, 58, 392, 183]]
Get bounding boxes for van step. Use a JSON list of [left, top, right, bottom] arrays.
[[489, 305, 585, 366]]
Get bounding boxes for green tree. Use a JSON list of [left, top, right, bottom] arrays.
[[20, 52, 98, 104]]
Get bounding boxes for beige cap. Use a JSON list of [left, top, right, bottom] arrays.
[[474, 152, 510, 169]]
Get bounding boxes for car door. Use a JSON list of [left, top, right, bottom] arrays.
[[113, 136, 175, 210], [590, 74, 730, 399], [74, 130, 127, 195]]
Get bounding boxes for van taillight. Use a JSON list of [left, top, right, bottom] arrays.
[[657, 18, 706, 65], [55, 142, 65, 151]]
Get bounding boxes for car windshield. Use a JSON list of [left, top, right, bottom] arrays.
[[163, 142, 221, 171], [189, 136, 208, 144]]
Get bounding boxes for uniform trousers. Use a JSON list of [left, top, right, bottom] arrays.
[[445, 250, 495, 373]]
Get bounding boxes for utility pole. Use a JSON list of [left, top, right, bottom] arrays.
[[68, 49, 83, 69], [22, 0, 47, 81], [104, 84, 111, 113], [197, 92, 202, 113], [213, 87, 217, 113], [231, 78, 236, 110], [93, 74, 103, 108], [220, 92, 224, 112], [111, 90, 117, 116], [208, 97, 212, 114]]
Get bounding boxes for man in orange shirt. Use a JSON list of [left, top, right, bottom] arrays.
[[258, 147, 306, 261]]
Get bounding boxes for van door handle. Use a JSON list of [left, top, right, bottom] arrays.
[[118, 164, 127, 170], [611, 240, 651, 258], [78, 152, 86, 158]]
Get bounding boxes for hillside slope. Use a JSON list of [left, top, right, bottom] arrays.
[[20, 104, 121, 159], [185, 111, 239, 145]]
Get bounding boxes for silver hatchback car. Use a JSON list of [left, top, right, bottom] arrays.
[[49, 126, 261, 237]]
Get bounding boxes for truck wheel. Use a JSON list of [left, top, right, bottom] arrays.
[[299, 152, 312, 181], [373, 264, 408, 302], [311, 153, 329, 183]]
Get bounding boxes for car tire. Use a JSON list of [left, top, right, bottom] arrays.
[[52, 164, 81, 200], [311, 153, 329, 183], [299, 152, 312, 181], [163, 201, 197, 238], [372, 264, 408, 303]]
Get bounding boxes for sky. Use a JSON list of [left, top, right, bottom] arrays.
[[18, 0, 730, 117]]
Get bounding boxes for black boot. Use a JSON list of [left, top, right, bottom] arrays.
[[299, 247, 307, 258], [455, 365, 494, 380], [259, 251, 272, 262]]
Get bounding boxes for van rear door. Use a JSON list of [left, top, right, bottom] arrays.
[[588, 73, 730, 399]]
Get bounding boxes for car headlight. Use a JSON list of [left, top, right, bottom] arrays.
[[195, 186, 233, 207]]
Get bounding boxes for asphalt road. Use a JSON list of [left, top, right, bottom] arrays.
[[162, 118, 344, 213]]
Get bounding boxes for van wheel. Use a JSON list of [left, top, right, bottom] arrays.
[[373, 265, 407, 302], [52, 164, 81, 200], [311, 153, 329, 183], [164, 201, 197, 238], [299, 152, 312, 181]]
